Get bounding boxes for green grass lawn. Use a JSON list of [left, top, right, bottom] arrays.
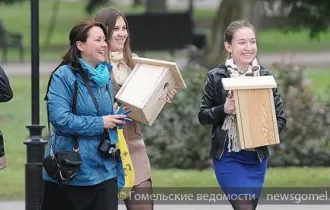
[[1, 1, 330, 63], [0, 69, 329, 200], [257, 30, 330, 53], [307, 68, 330, 90], [1, 166, 329, 200], [304, 67, 330, 99]]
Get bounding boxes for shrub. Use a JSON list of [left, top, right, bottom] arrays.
[[268, 62, 330, 166], [141, 64, 213, 170]]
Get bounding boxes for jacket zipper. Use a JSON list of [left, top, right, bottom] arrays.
[[256, 118, 263, 163], [216, 130, 228, 160], [256, 150, 262, 163], [98, 87, 102, 113], [97, 87, 105, 181]]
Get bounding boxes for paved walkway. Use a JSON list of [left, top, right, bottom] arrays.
[[113, 0, 222, 10], [1, 201, 329, 210], [2, 51, 330, 76]]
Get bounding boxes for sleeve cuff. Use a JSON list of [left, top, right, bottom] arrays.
[[212, 104, 225, 117]]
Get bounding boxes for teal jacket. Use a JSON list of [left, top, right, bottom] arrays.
[[42, 63, 123, 187]]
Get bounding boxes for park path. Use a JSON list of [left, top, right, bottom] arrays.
[[119, 0, 222, 9], [65, 0, 223, 10], [0, 201, 329, 210], [2, 51, 330, 77]]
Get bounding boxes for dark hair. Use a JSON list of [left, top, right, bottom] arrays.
[[94, 7, 133, 69], [224, 20, 256, 44], [60, 20, 108, 69]]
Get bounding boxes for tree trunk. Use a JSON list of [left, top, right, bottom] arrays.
[[203, 0, 243, 69], [203, 0, 262, 69], [132, 0, 143, 7], [146, 0, 167, 13], [43, 0, 61, 47], [243, 0, 262, 31]]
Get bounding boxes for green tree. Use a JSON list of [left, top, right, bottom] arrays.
[[85, 0, 110, 15], [146, 0, 167, 13], [204, 0, 330, 68], [0, 0, 25, 4], [275, 0, 330, 39]]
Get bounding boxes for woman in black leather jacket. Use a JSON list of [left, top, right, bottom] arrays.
[[0, 65, 13, 102], [0, 65, 13, 170], [198, 21, 286, 210]]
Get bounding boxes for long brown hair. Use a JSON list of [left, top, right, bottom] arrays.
[[94, 7, 134, 69], [59, 20, 108, 70]]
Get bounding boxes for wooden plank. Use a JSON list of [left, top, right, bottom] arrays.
[[116, 63, 165, 107], [222, 76, 277, 90], [115, 63, 167, 125], [233, 90, 245, 148], [132, 57, 187, 89], [133, 56, 177, 67], [235, 89, 278, 149], [143, 68, 174, 126], [123, 102, 148, 126], [268, 89, 280, 144], [236, 90, 254, 149]]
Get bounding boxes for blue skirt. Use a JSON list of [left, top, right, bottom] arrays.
[[213, 146, 268, 199]]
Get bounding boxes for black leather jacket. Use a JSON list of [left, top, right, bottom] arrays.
[[198, 64, 286, 162], [0, 66, 13, 102]]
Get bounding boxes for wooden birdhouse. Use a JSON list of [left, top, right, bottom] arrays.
[[115, 57, 186, 126], [222, 75, 280, 149]]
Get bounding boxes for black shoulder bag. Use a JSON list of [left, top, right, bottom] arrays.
[[42, 67, 82, 182]]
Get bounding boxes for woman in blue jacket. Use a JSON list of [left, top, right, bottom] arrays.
[[41, 20, 127, 210]]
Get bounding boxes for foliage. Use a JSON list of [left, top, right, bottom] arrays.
[[264, 0, 330, 40], [268, 62, 330, 166], [0, 0, 25, 4], [85, 0, 110, 14]]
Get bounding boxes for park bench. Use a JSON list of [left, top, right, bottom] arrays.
[[0, 20, 25, 63], [125, 11, 206, 54]]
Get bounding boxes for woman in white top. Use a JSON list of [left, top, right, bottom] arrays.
[[94, 7, 177, 210]]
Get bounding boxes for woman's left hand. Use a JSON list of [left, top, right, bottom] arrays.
[[166, 87, 178, 102]]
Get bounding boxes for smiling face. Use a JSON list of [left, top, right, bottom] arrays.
[[109, 16, 128, 52], [76, 26, 108, 67], [225, 26, 257, 70]]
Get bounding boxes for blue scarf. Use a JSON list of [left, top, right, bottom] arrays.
[[78, 58, 110, 87]]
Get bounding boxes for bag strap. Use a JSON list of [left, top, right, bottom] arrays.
[[77, 71, 99, 115], [45, 72, 55, 140], [71, 80, 79, 151]]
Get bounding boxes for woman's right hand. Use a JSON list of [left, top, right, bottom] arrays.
[[102, 114, 127, 129], [224, 92, 236, 114]]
